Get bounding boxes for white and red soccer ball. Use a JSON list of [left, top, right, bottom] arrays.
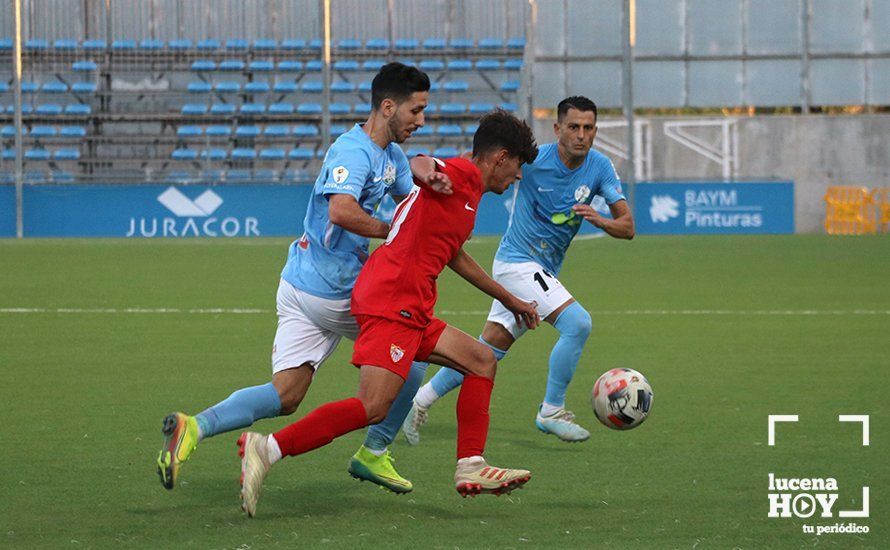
[[592, 368, 653, 430]]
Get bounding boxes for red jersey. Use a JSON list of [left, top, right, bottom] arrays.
[[351, 157, 483, 328]]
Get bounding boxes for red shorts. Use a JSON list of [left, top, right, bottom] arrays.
[[351, 315, 447, 379]]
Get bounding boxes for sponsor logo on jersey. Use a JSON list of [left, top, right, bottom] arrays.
[[390, 344, 405, 363], [333, 166, 349, 184], [574, 185, 591, 203]]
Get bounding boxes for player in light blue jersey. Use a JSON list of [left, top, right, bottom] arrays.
[[157, 63, 431, 494], [404, 96, 635, 443]]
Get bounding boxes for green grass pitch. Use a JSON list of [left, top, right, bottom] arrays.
[[1, 235, 888, 548]]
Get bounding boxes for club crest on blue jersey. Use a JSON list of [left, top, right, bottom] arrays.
[[383, 162, 397, 186], [574, 185, 591, 203]]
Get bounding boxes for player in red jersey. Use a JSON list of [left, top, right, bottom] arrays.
[[237, 110, 539, 516]]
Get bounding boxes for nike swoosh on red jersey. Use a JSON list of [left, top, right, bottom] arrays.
[[464, 202, 476, 212]]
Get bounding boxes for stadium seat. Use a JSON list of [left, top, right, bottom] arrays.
[[26, 39, 49, 50], [504, 59, 523, 71], [0, 82, 8, 93], [273, 81, 298, 93], [59, 126, 87, 138], [191, 60, 216, 71], [226, 169, 252, 181], [433, 147, 460, 157], [0, 39, 13, 50], [500, 80, 521, 92], [288, 148, 314, 160], [281, 39, 306, 50], [1, 126, 17, 137], [362, 60, 386, 71], [235, 126, 261, 137], [30, 126, 57, 138], [176, 125, 203, 137], [72, 60, 98, 72], [250, 60, 275, 72], [500, 102, 518, 112], [205, 126, 231, 136], [231, 148, 257, 160], [21, 82, 39, 93], [476, 59, 500, 70], [166, 170, 192, 182], [36, 104, 64, 115], [200, 148, 227, 160], [479, 38, 503, 49], [305, 60, 323, 72], [440, 103, 467, 115], [443, 81, 469, 93], [54, 148, 80, 160], [423, 38, 446, 50], [331, 125, 347, 137], [437, 124, 462, 137], [419, 60, 445, 72], [6, 104, 33, 114], [354, 103, 372, 115], [188, 81, 212, 93], [447, 59, 473, 71], [308, 39, 324, 50], [424, 104, 438, 114], [302, 81, 323, 93], [259, 148, 286, 160], [71, 82, 97, 93], [197, 39, 221, 50], [53, 39, 78, 50], [358, 81, 373, 93], [293, 125, 319, 137], [64, 104, 91, 116], [200, 169, 226, 182], [112, 40, 137, 50], [24, 170, 47, 183], [365, 38, 389, 50], [255, 168, 278, 181], [42, 82, 69, 94], [82, 39, 106, 50], [140, 39, 164, 50], [181, 104, 208, 116], [253, 39, 277, 50], [298, 103, 322, 115], [264, 125, 290, 137], [244, 82, 271, 93], [168, 39, 192, 50], [210, 104, 236, 115], [449, 38, 474, 49], [226, 39, 249, 50], [333, 60, 359, 72], [277, 60, 303, 72], [405, 147, 431, 157], [469, 102, 495, 114], [269, 102, 295, 114], [394, 39, 419, 50], [214, 81, 241, 93], [51, 170, 75, 183], [330, 103, 351, 115], [507, 38, 526, 49], [413, 126, 433, 136], [240, 103, 266, 115], [171, 148, 197, 160], [337, 39, 361, 50], [331, 81, 355, 93], [1, 149, 15, 160], [464, 124, 479, 135], [219, 60, 246, 71]]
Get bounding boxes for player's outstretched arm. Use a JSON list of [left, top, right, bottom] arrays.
[[572, 199, 635, 239], [328, 194, 390, 239], [448, 248, 540, 330], [409, 156, 452, 195]]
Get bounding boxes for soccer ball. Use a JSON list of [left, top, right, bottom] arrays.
[[592, 368, 653, 430]]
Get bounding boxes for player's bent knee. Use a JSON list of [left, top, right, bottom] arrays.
[[360, 395, 395, 424], [557, 304, 593, 340], [463, 344, 498, 380]]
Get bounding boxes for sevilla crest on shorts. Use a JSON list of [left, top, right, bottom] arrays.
[[390, 344, 405, 363]]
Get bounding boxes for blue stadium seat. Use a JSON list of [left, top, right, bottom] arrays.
[[419, 60, 445, 72], [464, 124, 479, 135], [500, 80, 521, 92], [437, 124, 462, 137], [297, 103, 322, 115], [331, 81, 355, 93], [191, 60, 216, 71], [405, 147, 430, 157], [423, 38, 446, 50], [476, 59, 500, 70], [500, 102, 518, 112], [71, 82, 97, 93], [429, 82, 441, 93], [507, 38, 526, 49], [226, 39, 249, 50], [354, 103, 372, 115], [42, 82, 69, 94], [433, 147, 460, 158], [253, 39, 277, 50], [293, 125, 319, 137], [264, 125, 290, 137], [479, 38, 503, 49], [273, 81, 298, 93], [231, 148, 257, 160], [7, 104, 33, 114], [362, 59, 385, 71], [200, 148, 227, 160], [24, 170, 47, 183], [51, 170, 75, 183], [36, 104, 63, 115], [167, 170, 193, 183], [277, 60, 303, 72], [395, 39, 419, 50], [440, 103, 467, 115], [288, 148, 314, 160], [240, 103, 266, 115], [469, 102, 495, 114], [0, 82, 8, 93], [188, 81, 212, 93], [424, 104, 438, 114], [413, 126, 433, 136], [301, 81, 323, 93], [358, 81, 373, 93], [259, 148, 286, 160], [197, 39, 221, 50], [140, 39, 164, 50], [171, 148, 197, 160], [333, 60, 359, 72], [182, 104, 210, 117], [168, 39, 192, 50], [205, 125, 231, 136], [214, 81, 241, 93], [0, 39, 14, 50], [330, 103, 351, 115], [219, 59, 246, 71], [504, 59, 523, 71], [447, 59, 473, 71], [235, 126, 261, 137], [2, 149, 15, 160], [281, 39, 306, 50], [308, 39, 324, 50], [112, 39, 137, 50], [54, 39, 78, 50], [25, 148, 51, 159], [72, 60, 98, 72], [337, 39, 361, 50], [177, 125, 203, 137], [269, 102, 295, 114], [449, 38, 474, 49], [443, 81, 469, 93], [200, 169, 226, 182], [255, 168, 278, 181], [249, 60, 275, 72], [365, 38, 389, 50], [305, 60, 323, 72], [226, 169, 251, 181], [64, 104, 91, 115], [26, 39, 49, 50], [59, 126, 87, 138], [31, 126, 57, 138], [82, 39, 107, 50], [1, 126, 17, 137], [54, 148, 80, 160], [210, 104, 236, 115], [22, 82, 39, 93], [244, 82, 270, 93]]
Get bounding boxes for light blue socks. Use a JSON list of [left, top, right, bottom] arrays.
[[363, 361, 429, 450], [195, 382, 281, 439], [543, 302, 592, 408]]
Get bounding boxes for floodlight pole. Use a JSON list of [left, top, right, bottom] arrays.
[[621, 0, 636, 192], [14, 0, 23, 238]]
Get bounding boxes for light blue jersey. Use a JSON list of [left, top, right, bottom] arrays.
[[281, 124, 414, 300], [495, 143, 625, 274]]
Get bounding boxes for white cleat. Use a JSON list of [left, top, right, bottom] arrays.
[[535, 407, 590, 442], [454, 456, 531, 497], [401, 401, 429, 446], [237, 432, 272, 517]]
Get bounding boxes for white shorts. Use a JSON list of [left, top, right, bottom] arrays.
[[486, 260, 574, 339], [271, 278, 359, 374]]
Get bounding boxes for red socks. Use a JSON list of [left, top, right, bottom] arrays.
[[272, 397, 368, 457], [456, 375, 494, 459]]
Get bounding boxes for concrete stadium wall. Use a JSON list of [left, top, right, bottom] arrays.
[[534, 114, 890, 233]]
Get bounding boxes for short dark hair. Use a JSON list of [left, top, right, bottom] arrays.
[[557, 96, 597, 121], [371, 62, 430, 109], [472, 109, 538, 165]]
